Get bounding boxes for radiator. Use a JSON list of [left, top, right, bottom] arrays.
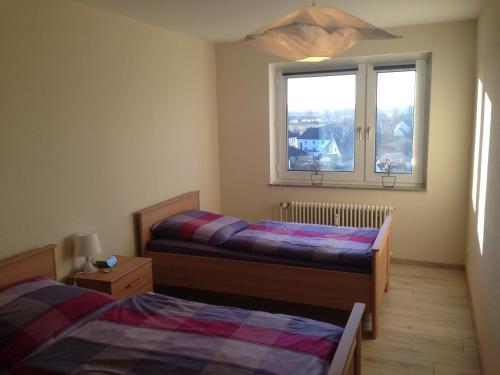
[[279, 201, 394, 228]]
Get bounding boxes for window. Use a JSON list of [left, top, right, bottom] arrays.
[[270, 53, 430, 188]]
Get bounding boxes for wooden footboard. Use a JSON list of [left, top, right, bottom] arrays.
[[135, 192, 391, 339], [328, 303, 365, 375]]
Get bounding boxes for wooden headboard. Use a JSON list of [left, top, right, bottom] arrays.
[[0, 245, 57, 289], [135, 191, 200, 256]]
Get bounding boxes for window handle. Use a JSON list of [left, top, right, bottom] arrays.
[[366, 126, 372, 141], [356, 126, 363, 141]]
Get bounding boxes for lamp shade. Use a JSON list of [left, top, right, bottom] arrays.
[[75, 232, 102, 257], [244, 4, 400, 61]]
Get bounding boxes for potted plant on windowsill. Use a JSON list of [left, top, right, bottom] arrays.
[[382, 159, 396, 188], [310, 154, 324, 186]]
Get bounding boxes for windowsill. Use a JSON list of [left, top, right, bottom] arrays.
[[269, 181, 426, 192]]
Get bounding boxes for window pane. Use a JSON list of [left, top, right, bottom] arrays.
[[375, 70, 416, 174], [287, 74, 356, 172]]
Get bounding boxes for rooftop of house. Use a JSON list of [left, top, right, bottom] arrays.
[[299, 125, 337, 140]]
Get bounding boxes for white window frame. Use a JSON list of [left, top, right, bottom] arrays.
[[269, 52, 431, 189]]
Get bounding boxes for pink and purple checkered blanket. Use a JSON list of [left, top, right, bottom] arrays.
[[0, 278, 115, 370], [224, 220, 380, 268], [12, 292, 343, 375]]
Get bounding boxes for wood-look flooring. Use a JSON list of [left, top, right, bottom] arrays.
[[362, 263, 481, 375]]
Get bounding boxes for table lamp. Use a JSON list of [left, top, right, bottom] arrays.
[[75, 232, 102, 273]]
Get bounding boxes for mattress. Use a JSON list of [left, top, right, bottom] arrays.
[[147, 238, 372, 274]]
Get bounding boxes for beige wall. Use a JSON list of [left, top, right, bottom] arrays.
[[0, 0, 221, 278], [216, 20, 476, 265], [465, 0, 500, 373]]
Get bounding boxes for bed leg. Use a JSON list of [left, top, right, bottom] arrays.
[[371, 251, 379, 340], [371, 311, 378, 339], [385, 227, 391, 293]]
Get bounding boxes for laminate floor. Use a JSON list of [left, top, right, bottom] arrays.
[[362, 263, 481, 375]]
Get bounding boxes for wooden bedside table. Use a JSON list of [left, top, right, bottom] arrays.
[[69, 256, 153, 298]]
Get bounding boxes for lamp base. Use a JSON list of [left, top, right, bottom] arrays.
[[82, 257, 97, 273]]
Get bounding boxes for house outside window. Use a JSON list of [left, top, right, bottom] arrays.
[[269, 52, 431, 189]]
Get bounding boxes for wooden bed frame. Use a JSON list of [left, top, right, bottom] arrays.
[[0, 244, 57, 288], [0, 244, 363, 375], [136, 191, 392, 339]]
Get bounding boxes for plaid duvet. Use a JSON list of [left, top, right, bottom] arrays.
[[12, 293, 343, 375], [224, 220, 380, 268], [151, 210, 249, 245], [0, 277, 115, 369]]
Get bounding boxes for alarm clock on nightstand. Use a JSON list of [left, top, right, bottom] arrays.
[[94, 256, 118, 269]]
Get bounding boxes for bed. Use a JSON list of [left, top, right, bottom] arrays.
[[135, 191, 392, 339], [0, 245, 364, 375]]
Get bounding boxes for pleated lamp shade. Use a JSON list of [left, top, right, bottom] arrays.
[[244, 4, 400, 61]]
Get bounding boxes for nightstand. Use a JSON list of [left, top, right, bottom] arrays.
[[69, 256, 153, 298]]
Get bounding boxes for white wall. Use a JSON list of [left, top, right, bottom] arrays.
[[216, 20, 476, 265], [0, 0, 221, 278], [465, 0, 500, 373]]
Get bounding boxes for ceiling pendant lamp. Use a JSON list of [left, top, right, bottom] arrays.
[[244, 1, 400, 62]]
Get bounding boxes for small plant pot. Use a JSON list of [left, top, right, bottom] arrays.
[[311, 173, 324, 186], [382, 175, 396, 188]]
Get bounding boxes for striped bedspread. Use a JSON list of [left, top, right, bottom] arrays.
[[224, 220, 380, 268], [13, 293, 344, 375]]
